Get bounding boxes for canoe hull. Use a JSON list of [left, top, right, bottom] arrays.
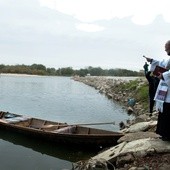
[[0, 111, 123, 149]]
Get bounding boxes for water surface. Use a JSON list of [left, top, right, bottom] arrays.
[[0, 75, 132, 169]]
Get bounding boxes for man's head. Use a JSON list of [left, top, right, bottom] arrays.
[[165, 40, 170, 56]]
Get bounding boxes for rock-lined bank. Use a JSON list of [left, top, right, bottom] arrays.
[[72, 76, 170, 170], [73, 76, 147, 115]]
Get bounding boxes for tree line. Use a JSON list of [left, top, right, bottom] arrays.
[[0, 64, 144, 77]]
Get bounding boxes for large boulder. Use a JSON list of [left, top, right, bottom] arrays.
[[92, 138, 170, 165], [117, 132, 160, 143], [122, 121, 157, 133]]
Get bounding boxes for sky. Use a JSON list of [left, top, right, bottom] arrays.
[[0, 0, 170, 71]]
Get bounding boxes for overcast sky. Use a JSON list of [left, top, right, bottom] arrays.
[[0, 0, 170, 71]]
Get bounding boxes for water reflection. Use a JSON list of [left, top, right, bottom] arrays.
[[0, 130, 99, 170], [0, 130, 96, 163]]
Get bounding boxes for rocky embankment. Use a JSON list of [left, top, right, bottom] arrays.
[[72, 76, 170, 170], [73, 76, 146, 115]]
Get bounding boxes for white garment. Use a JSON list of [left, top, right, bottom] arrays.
[[154, 80, 168, 112], [150, 59, 170, 72], [151, 59, 170, 112]]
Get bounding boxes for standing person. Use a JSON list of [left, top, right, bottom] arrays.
[[145, 71, 159, 113], [143, 62, 149, 75], [144, 40, 170, 141]]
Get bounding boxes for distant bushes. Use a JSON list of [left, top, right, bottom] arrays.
[[0, 64, 144, 77]]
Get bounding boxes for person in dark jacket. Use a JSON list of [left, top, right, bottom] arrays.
[[143, 62, 149, 75], [145, 71, 159, 113]]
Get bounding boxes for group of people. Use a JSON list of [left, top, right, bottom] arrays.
[[143, 40, 170, 141]]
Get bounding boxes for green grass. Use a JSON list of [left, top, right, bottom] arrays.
[[136, 84, 149, 111], [112, 78, 149, 112]]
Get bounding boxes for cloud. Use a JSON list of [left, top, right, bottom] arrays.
[[0, 0, 169, 71], [39, 0, 170, 26], [75, 23, 105, 32]]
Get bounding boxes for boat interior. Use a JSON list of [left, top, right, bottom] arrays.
[[0, 111, 118, 135]]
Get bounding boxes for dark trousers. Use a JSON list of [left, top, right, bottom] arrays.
[[156, 102, 170, 138], [145, 72, 159, 113]]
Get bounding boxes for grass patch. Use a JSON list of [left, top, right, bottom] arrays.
[[115, 78, 149, 112]]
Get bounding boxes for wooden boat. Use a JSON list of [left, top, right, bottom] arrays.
[[0, 111, 124, 149]]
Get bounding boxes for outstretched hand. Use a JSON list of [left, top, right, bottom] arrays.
[[143, 55, 152, 62]]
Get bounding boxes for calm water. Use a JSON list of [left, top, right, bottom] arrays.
[[0, 75, 132, 170]]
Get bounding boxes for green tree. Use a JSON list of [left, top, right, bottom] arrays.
[[30, 64, 46, 71]]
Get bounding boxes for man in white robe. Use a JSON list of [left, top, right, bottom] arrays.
[[144, 40, 170, 141]]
